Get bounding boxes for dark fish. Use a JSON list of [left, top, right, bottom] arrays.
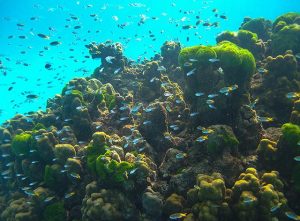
[[182, 25, 193, 30], [45, 63, 52, 69], [37, 33, 50, 39], [26, 94, 38, 99], [50, 41, 61, 46]]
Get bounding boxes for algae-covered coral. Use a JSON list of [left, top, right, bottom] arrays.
[[1, 12, 300, 221]]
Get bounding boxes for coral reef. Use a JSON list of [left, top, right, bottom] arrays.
[[240, 17, 272, 41], [271, 12, 300, 55], [0, 11, 300, 221], [216, 30, 265, 59]]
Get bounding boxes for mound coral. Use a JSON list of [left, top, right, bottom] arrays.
[[81, 182, 139, 221], [216, 30, 265, 59], [11, 132, 33, 157], [240, 17, 272, 41]]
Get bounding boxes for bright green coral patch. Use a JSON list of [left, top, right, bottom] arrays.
[[178, 45, 217, 67], [11, 133, 33, 156], [213, 41, 256, 86], [178, 41, 256, 88], [281, 123, 300, 147], [95, 151, 134, 184], [86, 132, 110, 173]]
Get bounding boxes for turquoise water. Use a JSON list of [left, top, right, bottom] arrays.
[[0, 0, 298, 124]]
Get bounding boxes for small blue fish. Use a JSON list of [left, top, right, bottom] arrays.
[[217, 67, 224, 74], [65, 90, 72, 95], [294, 156, 300, 162], [249, 98, 259, 109], [285, 211, 300, 221], [105, 56, 115, 64], [258, 116, 274, 123], [257, 67, 267, 74], [164, 92, 173, 97], [29, 181, 38, 186], [165, 104, 172, 112], [21, 187, 31, 191], [95, 125, 102, 130], [195, 92, 204, 97], [64, 192, 76, 199], [145, 107, 154, 113], [129, 168, 139, 175], [286, 92, 300, 99], [3, 176, 12, 179], [161, 82, 170, 87], [119, 106, 128, 111], [169, 213, 187, 220], [202, 128, 214, 134], [175, 99, 182, 104], [190, 112, 199, 117], [196, 125, 204, 130], [150, 77, 158, 83], [24, 190, 36, 196], [61, 137, 69, 141], [157, 66, 166, 71], [133, 138, 142, 145], [186, 68, 196, 76], [44, 196, 55, 203], [6, 162, 14, 167], [208, 104, 217, 109], [76, 106, 86, 111], [120, 117, 129, 121], [176, 152, 187, 160], [243, 197, 255, 204], [138, 146, 146, 152], [70, 172, 81, 180], [1, 170, 11, 176], [184, 62, 193, 67], [143, 120, 152, 125], [170, 125, 180, 131], [208, 94, 218, 98], [270, 203, 282, 212], [1, 154, 10, 158], [196, 135, 208, 142], [114, 68, 121, 74], [208, 58, 220, 63], [206, 99, 215, 104]]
